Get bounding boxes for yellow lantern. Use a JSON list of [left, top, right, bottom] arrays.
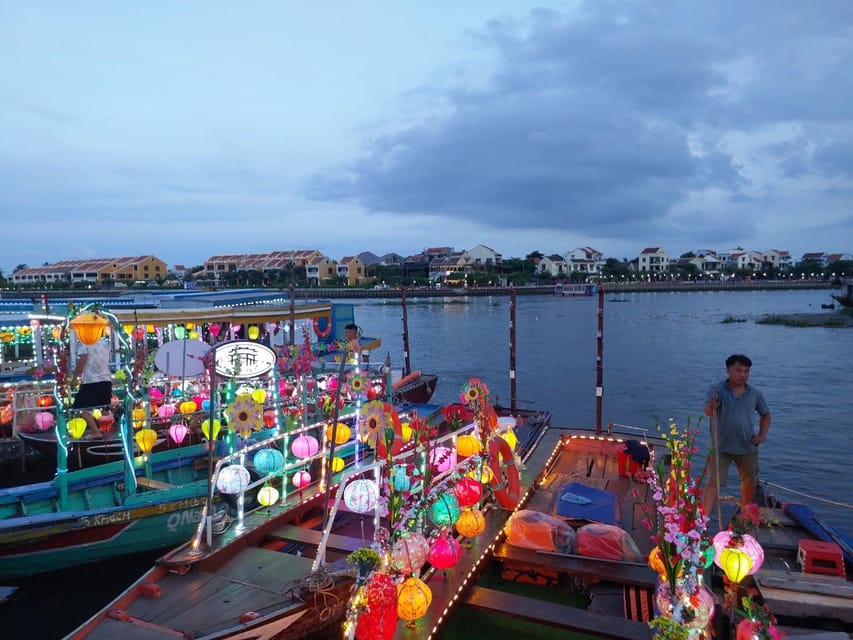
[[719, 546, 752, 583], [186, 323, 195, 330], [132, 408, 146, 429], [502, 429, 518, 450], [122, 324, 133, 335], [69, 313, 109, 345], [67, 417, 88, 439], [179, 400, 198, 415], [400, 422, 412, 442], [325, 422, 351, 444], [189, 330, 199, 340], [146, 324, 156, 334], [455, 508, 486, 538], [467, 465, 493, 484], [648, 546, 666, 577], [251, 388, 267, 405], [456, 434, 481, 457], [51, 326, 62, 340], [397, 577, 432, 625], [247, 325, 260, 340], [331, 457, 345, 473], [258, 485, 279, 507], [92, 408, 102, 419], [135, 428, 158, 454], [202, 418, 222, 440]]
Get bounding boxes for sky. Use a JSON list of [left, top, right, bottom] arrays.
[[2, 1, 852, 275]]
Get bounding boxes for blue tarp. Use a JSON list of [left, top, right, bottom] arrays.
[[556, 482, 616, 525], [783, 503, 853, 564]]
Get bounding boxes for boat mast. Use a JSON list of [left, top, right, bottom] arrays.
[[595, 286, 604, 435], [510, 285, 517, 413], [401, 288, 412, 376]]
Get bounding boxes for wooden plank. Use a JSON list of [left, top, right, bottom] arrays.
[[461, 586, 652, 640], [756, 570, 853, 598], [493, 543, 656, 588], [268, 524, 371, 553], [756, 570, 853, 624], [136, 476, 174, 491], [216, 546, 314, 590]]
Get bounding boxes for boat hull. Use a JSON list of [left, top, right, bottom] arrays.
[[392, 371, 438, 404]]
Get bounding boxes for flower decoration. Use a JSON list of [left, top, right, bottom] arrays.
[[460, 378, 489, 408], [349, 372, 367, 397], [736, 596, 782, 640], [359, 400, 390, 447], [226, 393, 263, 438]]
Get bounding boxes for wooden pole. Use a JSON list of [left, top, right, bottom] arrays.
[[595, 286, 604, 435], [288, 283, 296, 346], [401, 288, 412, 376], [510, 285, 517, 413]]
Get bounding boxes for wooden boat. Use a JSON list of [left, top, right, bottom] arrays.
[[391, 369, 439, 405], [830, 279, 853, 308], [554, 283, 598, 297]]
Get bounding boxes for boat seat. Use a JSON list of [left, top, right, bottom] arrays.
[[0, 481, 57, 505], [267, 524, 370, 553], [136, 476, 175, 491]]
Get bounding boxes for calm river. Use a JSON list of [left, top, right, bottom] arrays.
[[2, 288, 850, 639]]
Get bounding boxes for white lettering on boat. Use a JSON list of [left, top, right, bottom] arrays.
[[166, 508, 203, 532], [80, 510, 132, 527]]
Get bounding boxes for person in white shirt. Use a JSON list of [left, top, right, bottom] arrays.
[[72, 337, 112, 437]]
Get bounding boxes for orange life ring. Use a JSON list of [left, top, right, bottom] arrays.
[[312, 316, 332, 339], [375, 403, 405, 459], [489, 436, 520, 510], [392, 369, 421, 390]]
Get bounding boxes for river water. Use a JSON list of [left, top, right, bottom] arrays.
[[2, 289, 851, 638]]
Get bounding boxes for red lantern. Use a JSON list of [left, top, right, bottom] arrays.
[[36, 395, 54, 408], [427, 531, 461, 570], [355, 572, 397, 640], [263, 409, 277, 428], [454, 477, 482, 508], [97, 412, 115, 431]]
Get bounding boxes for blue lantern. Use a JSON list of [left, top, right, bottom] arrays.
[[427, 492, 461, 526], [391, 465, 411, 492], [253, 448, 284, 475]]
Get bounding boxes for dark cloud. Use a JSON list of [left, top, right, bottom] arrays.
[[307, 0, 853, 246]]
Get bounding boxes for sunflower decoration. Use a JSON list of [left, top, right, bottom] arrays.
[[348, 372, 367, 398], [460, 377, 490, 410], [226, 393, 263, 439], [359, 400, 391, 447]]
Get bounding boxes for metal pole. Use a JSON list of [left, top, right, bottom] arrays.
[[401, 288, 411, 376], [510, 285, 517, 413], [288, 283, 296, 347], [595, 286, 604, 435]]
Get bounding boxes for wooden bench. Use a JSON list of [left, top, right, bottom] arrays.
[[267, 524, 370, 553], [136, 476, 175, 491], [461, 586, 652, 640], [493, 543, 657, 589]]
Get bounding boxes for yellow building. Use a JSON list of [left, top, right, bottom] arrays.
[[10, 256, 167, 286]]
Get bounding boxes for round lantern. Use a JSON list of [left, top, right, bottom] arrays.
[[718, 546, 753, 583], [390, 531, 430, 574], [355, 572, 398, 640], [648, 546, 666, 577], [179, 400, 198, 415], [454, 477, 482, 508], [251, 388, 267, 404], [455, 508, 486, 538], [344, 479, 379, 514], [132, 408, 147, 429], [67, 417, 88, 439], [326, 422, 351, 444], [291, 434, 320, 459], [208, 323, 221, 338], [158, 404, 176, 419], [331, 457, 345, 473], [397, 577, 432, 625], [51, 326, 62, 340], [292, 470, 312, 489], [69, 313, 109, 345], [34, 411, 55, 431], [258, 485, 279, 507], [135, 428, 158, 455], [712, 531, 764, 575], [247, 325, 260, 340], [217, 465, 251, 494], [390, 465, 411, 492], [502, 429, 518, 450], [97, 412, 115, 431], [36, 395, 54, 408], [455, 434, 481, 457], [173, 326, 186, 340], [201, 418, 222, 440], [428, 532, 461, 570], [149, 388, 164, 402], [169, 423, 188, 444], [262, 409, 277, 428], [427, 492, 461, 527], [467, 465, 493, 484], [429, 446, 457, 473], [253, 448, 284, 475]]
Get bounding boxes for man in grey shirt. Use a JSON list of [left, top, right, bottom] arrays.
[[702, 354, 771, 516]]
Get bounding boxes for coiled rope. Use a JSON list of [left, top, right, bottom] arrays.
[[299, 567, 340, 621], [761, 480, 853, 510]]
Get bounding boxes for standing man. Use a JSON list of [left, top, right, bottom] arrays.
[[344, 323, 361, 365], [702, 354, 771, 515], [72, 334, 112, 438]]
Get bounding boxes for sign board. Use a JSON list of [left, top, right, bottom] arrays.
[[213, 341, 277, 379]]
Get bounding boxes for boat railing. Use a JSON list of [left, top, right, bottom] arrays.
[[606, 421, 649, 442]]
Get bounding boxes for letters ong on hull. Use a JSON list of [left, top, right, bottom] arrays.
[[213, 341, 276, 379]]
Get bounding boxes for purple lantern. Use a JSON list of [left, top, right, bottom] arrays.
[[291, 434, 320, 459], [34, 411, 55, 431], [169, 423, 188, 444], [158, 404, 176, 419]]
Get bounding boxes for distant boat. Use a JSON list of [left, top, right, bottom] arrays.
[[831, 278, 853, 308], [554, 283, 598, 297]]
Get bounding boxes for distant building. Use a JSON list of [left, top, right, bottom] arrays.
[[305, 255, 337, 286], [637, 247, 670, 273], [202, 250, 323, 280], [336, 256, 367, 286], [10, 255, 167, 286], [800, 252, 828, 267], [464, 244, 502, 268], [564, 247, 604, 276], [536, 255, 568, 277]]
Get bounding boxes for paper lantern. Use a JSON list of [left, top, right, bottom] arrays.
[[189, 330, 199, 340], [291, 434, 320, 459], [648, 546, 666, 577], [455, 508, 486, 538], [427, 492, 461, 527], [135, 428, 158, 454], [173, 326, 186, 339], [428, 531, 461, 570], [67, 417, 87, 439], [258, 485, 279, 507], [400, 422, 412, 442], [179, 400, 198, 415], [390, 531, 429, 574], [192, 394, 208, 408], [169, 423, 188, 444], [712, 531, 764, 575], [355, 572, 398, 640], [292, 470, 312, 488], [217, 465, 251, 494], [248, 325, 260, 340], [36, 395, 54, 408], [135, 327, 145, 341], [97, 412, 115, 431], [51, 326, 62, 340], [132, 408, 146, 429], [69, 313, 109, 345], [208, 323, 221, 338], [502, 429, 518, 450], [263, 409, 277, 428], [429, 446, 457, 473], [149, 388, 164, 401], [157, 404, 176, 419], [251, 388, 267, 404], [33, 411, 55, 431], [467, 465, 493, 484], [202, 399, 211, 412], [201, 418, 222, 440], [454, 477, 482, 508], [331, 456, 345, 473], [326, 422, 351, 444], [253, 448, 284, 475], [390, 465, 410, 492], [455, 434, 481, 457], [718, 546, 753, 583], [344, 479, 379, 514], [397, 577, 432, 624]]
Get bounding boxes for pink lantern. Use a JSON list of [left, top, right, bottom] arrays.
[[208, 323, 221, 338], [291, 434, 320, 459], [34, 411, 55, 431], [454, 477, 483, 508], [169, 423, 188, 444], [149, 388, 164, 401], [712, 531, 764, 575], [326, 377, 338, 392], [305, 376, 316, 392], [293, 470, 312, 488], [390, 531, 430, 574], [429, 446, 457, 473], [192, 394, 208, 409], [428, 531, 461, 570], [158, 404, 176, 419]]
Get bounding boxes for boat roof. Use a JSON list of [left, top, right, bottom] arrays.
[[109, 303, 334, 326]]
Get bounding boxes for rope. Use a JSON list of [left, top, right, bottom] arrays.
[[761, 480, 853, 510], [299, 567, 340, 621]]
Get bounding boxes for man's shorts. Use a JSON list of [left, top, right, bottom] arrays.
[[73, 381, 112, 409], [707, 451, 759, 487]]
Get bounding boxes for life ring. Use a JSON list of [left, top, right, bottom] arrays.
[[489, 436, 520, 510], [392, 369, 421, 390], [375, 403, 405, 459], [312, 316, 332, 339]]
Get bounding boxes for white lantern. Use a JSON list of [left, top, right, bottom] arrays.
[[343, 479, 379, 514], [216, 465, 251, 494]]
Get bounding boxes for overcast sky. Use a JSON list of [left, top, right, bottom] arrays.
[[2, 1, 852, 274]]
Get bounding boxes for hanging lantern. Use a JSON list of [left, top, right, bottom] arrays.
[[428, 531, 461, 570], [713, 531, 764, 575], [97, 412, 115, 431], [429, 446, 457, 473], [135, 428, 158, 455], [331, 457, 345, 473], [390, 531, 430, 574], [291, 434, 320, 459], [169, 423, 189, 444], [67, 417, 88, 439], [189, 330, 199, 340], [648, 546, 667, 577], [355, 572, 398, 640], [36, 395, 54, 408], [173, 326, 186, 339], [34, 411, 55, 431], [146, 324, 156, 334], [132, 408, 146, 429], [51, 326, 62, 340], [251, 388, 267, 405], [455, 508, 486, 538], [400, 422, 412, 442], [69, 313, 109, 345], [718, 546, 753, 583], [201, 418, 222, 440], [390, 465, 411, 492], [344, 479, 379, 514], [248, 325, 260, 340], [135, 327, 145, 341], [192, 394, 208, 409], [467, 465, 493, 484], [258, 485, 279, 507], [208, 323, 221, 338], [502, 429, 518, 450], [455, 434, 481, 457], [292, 470, 312, 488], [179, 400, 198, 415], [262, 409, 277, 428], [122, 324, 133, 335], [427, 492, 461, 527], [326, 422, 351, 444], [217, 465, 251, 494], [454, 477, 482, 508], [253, 448, 284, 475], [158, 404, 176, 419], [397, 577, 432, 625]]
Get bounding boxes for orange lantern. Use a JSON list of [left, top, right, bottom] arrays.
[[325, 422, 351, 444], [132, 408, 146, 429], [455, 508, 486, 538], [179, 400, 198, 415], [67, 417, 88, 439], [37, 395, 54, 408], [397, 577, 432, 626], [69, 313, 109, 345], [648, 546, 666, 577], [455, 434, 481, 457], [135, 428, 158, 455], [51, 326, 62, 340]]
